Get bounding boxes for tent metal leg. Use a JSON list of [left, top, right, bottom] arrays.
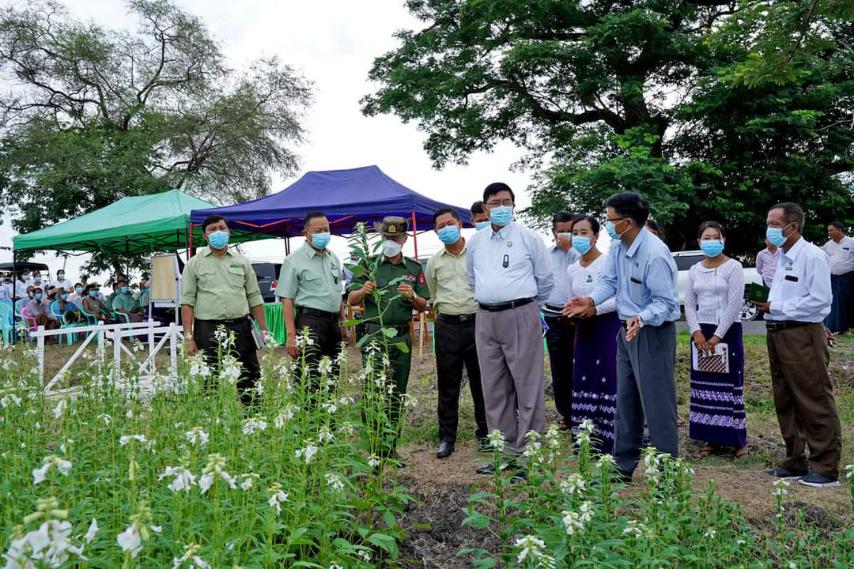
[[10, 248, 16, 346], [410, 210, 419, 260]]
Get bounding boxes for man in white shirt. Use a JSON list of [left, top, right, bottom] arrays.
[[752, 202, 841, 489], [821, 220, 854, 335]]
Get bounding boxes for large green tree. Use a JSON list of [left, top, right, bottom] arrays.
[[0, 0, 311, 269], [363, 0, 853, 255]]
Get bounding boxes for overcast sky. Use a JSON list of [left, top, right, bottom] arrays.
[[1, 0, 547, 279]]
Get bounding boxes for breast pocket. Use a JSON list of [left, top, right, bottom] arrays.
[[226, 265, 246, 288], [628, 271, 646, 304]]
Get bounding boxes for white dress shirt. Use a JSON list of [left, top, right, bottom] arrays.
[[566, 253, 616, 315], [544, 245, 580, 307], [767, 237, 832, 322], [466, 221, 554, 304], [821, 236, 854, 275]]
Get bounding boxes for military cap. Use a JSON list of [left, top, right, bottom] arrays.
[[375, 216, 409, 238]]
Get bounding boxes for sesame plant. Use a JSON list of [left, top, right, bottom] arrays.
[[0, 330, 413, 568], [463, 421, 854, 568]]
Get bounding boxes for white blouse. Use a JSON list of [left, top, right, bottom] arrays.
[[685, 258, 744, 338], [566, 253, 616, 315]]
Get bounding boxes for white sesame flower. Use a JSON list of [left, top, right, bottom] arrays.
[[402, 394, 417, 410], [239, 473, 258, 491], [241, 417, 268, 436], [704, 528, 717, 539], [294, 444, 319, 465], [98, 413, 112, 425], [0, 393, 22, 408], [514, 535, 555, 568], [32, 455, 72, 485], [318, 358, 333, 375], [199, 454, 237, 494], [83, 519, 98, 543], [268, 485, 289, 514], [117, 523, 143, 558], [3, 519, 84, 568], [52, 398, 66, 419], [172, 543, 210, 568], [623, 520, 644, 538], [579, 419, 595, 434], [318, 427, 334, 444], [338, 421, 355, 436], [159, 466, 197, 493], [487, 429, 505, 453], [367, 455, 380, 468], [219, 359, 242, 384], [560, 473, 586, 496], [772, 479, 790, 497], [184, 427, 209, 447], [844, 464, 854, 479], [119, 434, 148, 447], [325, 473, 345, 491]]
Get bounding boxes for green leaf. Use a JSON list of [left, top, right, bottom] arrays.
[[381, 327, 397, 338], [394, 341, 409, 353]]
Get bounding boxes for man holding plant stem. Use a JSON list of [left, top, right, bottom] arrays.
[[347, 216, 429, 456]]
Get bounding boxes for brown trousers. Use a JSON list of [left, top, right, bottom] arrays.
[[767, 323, 841, 478]]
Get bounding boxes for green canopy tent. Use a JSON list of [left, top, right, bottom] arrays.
[[8, 189, 270, 343], [12, 189, 262, 256]]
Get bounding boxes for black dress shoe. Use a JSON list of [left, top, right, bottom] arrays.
[[436, 440, 455, 459]]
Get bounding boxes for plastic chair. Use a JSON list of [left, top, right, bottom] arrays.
[[77, 302, 100, 325], [0, 302, 13, 344], [19, 306, 38, 340], [50, 301, 84, 345]]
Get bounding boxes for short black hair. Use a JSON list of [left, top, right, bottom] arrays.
[[304, 211, 327, 227], [571, 214, 601, 234], [470, 200, 485, 216], [201, 215, 227, 233], [551, 212, 574, 228], [85, 283, 98, 291], [115, 278, 128, 286], [483, 182, 515, 203], [828, 220, 845, 231], [604, 192, 650, 226], [646, 219, 659, 232], [770, 202, 805, 231], [432, 207, 459, 225], [697, 220, 726, 239]]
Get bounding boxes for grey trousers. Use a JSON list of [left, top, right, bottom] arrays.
[[475, 302, 545, 457], [613, 320, 678, 474]]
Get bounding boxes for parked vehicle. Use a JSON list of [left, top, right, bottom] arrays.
[[251, 262, 283, 303], [672, 251, 763, 321]]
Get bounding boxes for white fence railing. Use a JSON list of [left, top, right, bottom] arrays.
[[30, 320, 183, 394]]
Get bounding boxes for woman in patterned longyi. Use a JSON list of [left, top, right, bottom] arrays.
[[685, 221, 748, 459]]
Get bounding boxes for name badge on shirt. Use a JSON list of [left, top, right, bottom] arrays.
[[784, 275, 799, 282], [784, 262, 793, 271], [586, 275, 593, 283]]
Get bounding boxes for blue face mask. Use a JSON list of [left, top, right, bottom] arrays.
[[437, 225, 460, 245], [700, 239, 724, 257], [34, 293, 43, 301], [489, 206, 513, 227], [89, 290, 99, 298], [766, 225, 789, 248], [311, 232, 331, 249], [605, 220, 623, 240], [475, 221, 491, 232], [572, 235, 592, 255], [207, 230, 229, 250], [61, 293, 68, 300], [75, 287, 83, 294], [120, 286, 129, 294]]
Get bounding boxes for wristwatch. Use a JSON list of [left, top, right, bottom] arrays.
[[637, 317, 645, 328]]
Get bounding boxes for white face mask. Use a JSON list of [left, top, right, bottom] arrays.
[[381, 240, 403, 258]]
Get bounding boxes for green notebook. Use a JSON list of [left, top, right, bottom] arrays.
[[744, 282, 770, 303]]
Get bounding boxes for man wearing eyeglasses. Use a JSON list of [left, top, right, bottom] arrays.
[[565, 192, 679, 483], [466, 182, 554, 480]]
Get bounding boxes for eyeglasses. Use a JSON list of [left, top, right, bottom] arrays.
[[485, 200, 514, 208]]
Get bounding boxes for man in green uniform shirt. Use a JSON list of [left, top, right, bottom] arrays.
[[348, 216, 429, 455], [181, 215, 268, 405], [277, 211, 345, 375]]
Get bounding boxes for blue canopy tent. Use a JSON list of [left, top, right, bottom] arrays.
[[189, 165, 473, 258]]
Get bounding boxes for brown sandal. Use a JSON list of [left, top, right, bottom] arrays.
[[733, 445, 749, 459], [697, 443, 716, 459]]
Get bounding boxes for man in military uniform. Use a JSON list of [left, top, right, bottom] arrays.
[[347, 216, 429, 456], [181, 215, 268, 405]]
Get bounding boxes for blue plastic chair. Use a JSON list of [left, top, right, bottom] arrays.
[[50, 300, 84, 345], [0, 301, 13, 344]]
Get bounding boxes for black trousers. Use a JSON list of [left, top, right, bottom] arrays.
[[295, 309, 342, 376], [544, 315, 575, 422], [194, 317, 260, 405], [434, 316, 488, 443]]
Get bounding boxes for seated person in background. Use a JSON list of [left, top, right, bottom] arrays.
[[25, 286, 35, 301], [82, 283, 115, 323], [112, 278, 144, 322], [57, 289, 84, 324], [138, 279, 150, 310], [46, 285, 57, 302], [69, 283, 85, 305], [26, 287, 59, 330]]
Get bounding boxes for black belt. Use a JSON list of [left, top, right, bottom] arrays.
[[766, 320, 811, 332], [196, 316, 248, 325], [437, 312, 476, 323], [478, 297, 534, 312], [297, 307, 339, 320]]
